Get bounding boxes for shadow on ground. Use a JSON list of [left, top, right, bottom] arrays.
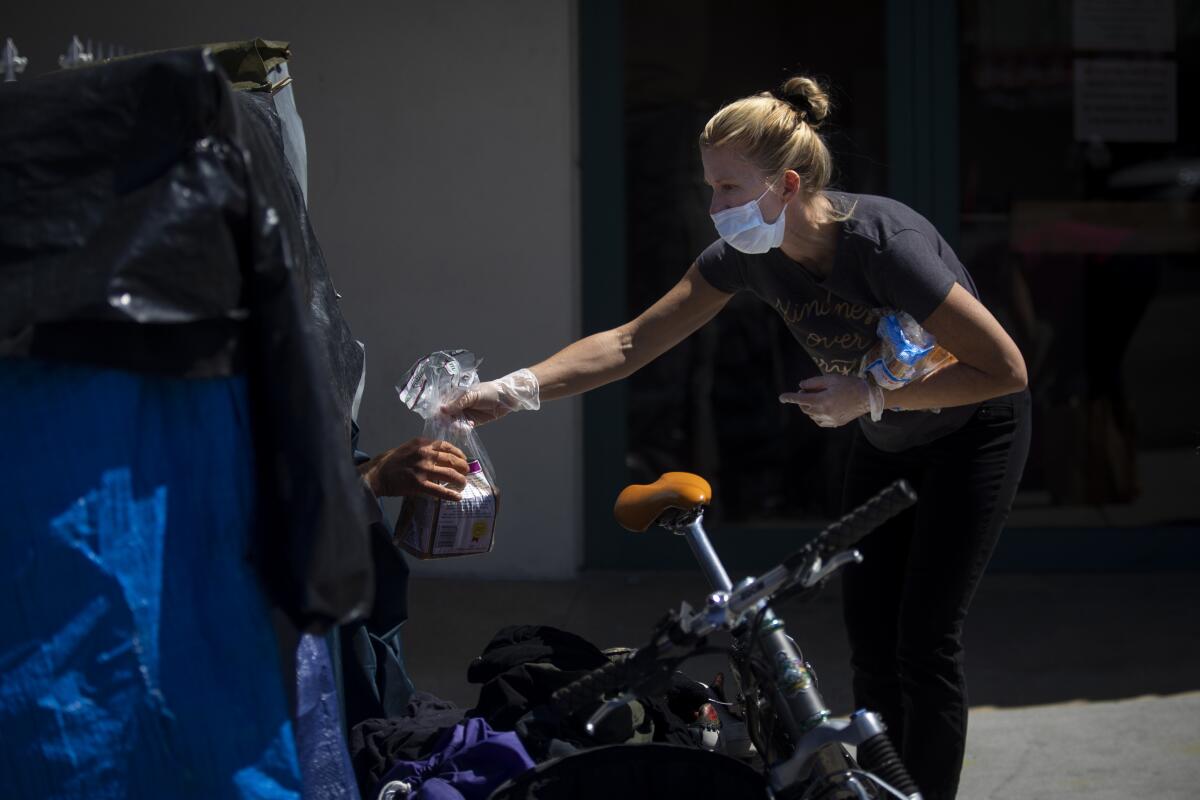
[[400, 572, 1200, 713]]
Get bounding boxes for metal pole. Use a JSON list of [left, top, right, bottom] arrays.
[[683, 518, 733, 592]]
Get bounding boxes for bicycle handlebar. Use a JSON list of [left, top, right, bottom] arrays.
[[549, 642, 665, 717], [783, 479, 917, 572]]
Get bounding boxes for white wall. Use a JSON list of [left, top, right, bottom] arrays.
[[7, 2, 583, 579]]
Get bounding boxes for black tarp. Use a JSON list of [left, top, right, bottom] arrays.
[[0, 48, 372, 632]]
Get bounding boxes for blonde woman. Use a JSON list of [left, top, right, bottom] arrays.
[[451, 76, 1030, 800]]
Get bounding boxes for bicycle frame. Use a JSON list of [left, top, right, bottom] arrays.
[[674, 512, 921, 800], [554, 476, 922, 798]]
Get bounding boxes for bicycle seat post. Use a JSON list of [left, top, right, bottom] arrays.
[[680, 516, 733, 593], [614, 473, 733, 595]]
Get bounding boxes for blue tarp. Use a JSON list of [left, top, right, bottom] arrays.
[[0, 360, 303, 799]]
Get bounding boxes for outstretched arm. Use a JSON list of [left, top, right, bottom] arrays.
[[448, 264, 732, 424], [532, 263, 732, 400]]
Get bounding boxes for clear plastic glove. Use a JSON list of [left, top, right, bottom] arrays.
[[780, 374, 883, 428], [442, 368, 541, 426]]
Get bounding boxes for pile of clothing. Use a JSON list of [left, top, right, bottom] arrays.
[[348, 625, 766, 800]]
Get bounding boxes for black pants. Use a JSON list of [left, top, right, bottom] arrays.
[[841, 390, 1031, 800]]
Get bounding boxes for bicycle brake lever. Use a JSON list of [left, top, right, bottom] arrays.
[[799, 549, 863, 588], [583, 692, 638, 735]]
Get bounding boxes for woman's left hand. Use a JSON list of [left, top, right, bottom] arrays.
[[780, 374, 871, 427]]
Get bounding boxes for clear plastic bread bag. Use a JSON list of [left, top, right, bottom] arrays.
[[860, 310, 957, 391], [393, 350, 500, 559]]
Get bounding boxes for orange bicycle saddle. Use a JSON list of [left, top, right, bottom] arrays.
[[613, 472, 713, 532]]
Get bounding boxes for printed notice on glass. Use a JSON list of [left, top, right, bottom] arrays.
[[1074, 59, 1176, 143], [1073, 0, 1174, 52]]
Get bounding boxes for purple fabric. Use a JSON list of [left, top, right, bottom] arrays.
[[376, 718, 534, 800]]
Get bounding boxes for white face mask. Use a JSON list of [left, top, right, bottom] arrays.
[[711, 186, 787, 254]]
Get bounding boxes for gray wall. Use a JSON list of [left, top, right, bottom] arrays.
[[6, 2, 584, 579]]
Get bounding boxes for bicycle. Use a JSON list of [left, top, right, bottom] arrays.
[[547, 472, 924, 800]]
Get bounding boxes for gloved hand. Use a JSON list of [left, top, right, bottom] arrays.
[[780, 374, 884, 428], [443, 368, 541, 426]]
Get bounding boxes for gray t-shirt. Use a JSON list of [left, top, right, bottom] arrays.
[[696, 191, 979, 452]]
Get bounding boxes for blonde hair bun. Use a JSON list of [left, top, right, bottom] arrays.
[[700, 75, 836, 196], [778, 76, 830, 128]]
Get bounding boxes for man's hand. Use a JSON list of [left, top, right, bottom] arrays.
[[780, 374, 875, 428], [359, 438, 470, 501]]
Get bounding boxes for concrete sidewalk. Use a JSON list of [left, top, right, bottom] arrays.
[[964, 692, 1200, 799], [400, 572, 1200, 798]]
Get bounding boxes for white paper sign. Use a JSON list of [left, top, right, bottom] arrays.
[[1073, 0, 1174, 52], [1074, 59, 1177, 142]]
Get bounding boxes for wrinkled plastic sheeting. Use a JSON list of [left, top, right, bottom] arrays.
[[0, 52, 247, 352], [0, 360, 303, 798], [49, 469, 168, 691], [0, 49, 372, 633], [295, 634, 361, 800], [233, 88, 366, 445]]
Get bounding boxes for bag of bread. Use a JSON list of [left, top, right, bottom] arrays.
[[393, 350, 499, 559], [860, 310, 956, 390]]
